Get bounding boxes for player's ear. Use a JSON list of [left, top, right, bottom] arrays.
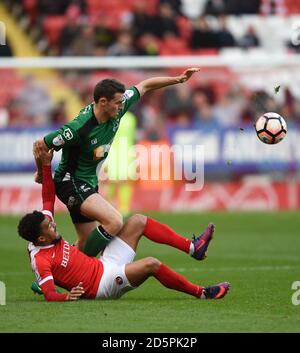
[[37, 235, 46, 243], [98, 97, 107, 106]]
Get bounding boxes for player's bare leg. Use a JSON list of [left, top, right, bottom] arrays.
[[74, 221, 98, 250], [80, 193, 123, 256]]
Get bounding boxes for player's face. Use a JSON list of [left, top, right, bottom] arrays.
[[39, 217, 60, 244], [105, 93, 124, 118]]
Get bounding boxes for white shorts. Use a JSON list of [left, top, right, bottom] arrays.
[[96, 237, 136, 300]]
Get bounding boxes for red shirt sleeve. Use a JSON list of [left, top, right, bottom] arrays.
[[42, 165, 55, 215], [34, 254, 68, 302], [40, 279, 68, 302]]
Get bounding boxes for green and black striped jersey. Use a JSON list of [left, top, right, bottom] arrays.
[[44, 86, 140, 188]]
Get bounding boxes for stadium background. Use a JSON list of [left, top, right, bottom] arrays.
[[0, 0, 299, 333]]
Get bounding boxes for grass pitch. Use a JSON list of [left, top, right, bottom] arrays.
[[0, 211, 299, 333]]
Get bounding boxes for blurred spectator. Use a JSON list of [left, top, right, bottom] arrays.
[[204, 0, 226, 16], [191, 87, 220, 129], [0, 39, 13, 57], [38, 0, 86, 15], [181, 0, 207, 19], [107, 31, 139, 56], [94, 17, 116, 49], [216, 16, 236, 48], [151, 3, 179, 38], [239, 25, 260, 49], [131, 1, 154, 39], [163, 85, 193, 116], [260, 0, 286, 15], [51, 100, 67, 124], [226, 0, 261, 14], [168, 111, 192, 128], [160, 0, 183, 15], [190, 16, 217, 49], [70, 26, 96, 56], [213, 86, 246, 127], [38, 0, 70, 15], [16, 76, 53, 125], [138, 34, 160, 56], [59, 6, 81, 55], [0, 107, 9, 126]]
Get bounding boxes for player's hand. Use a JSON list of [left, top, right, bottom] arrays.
[[34, 171, 43, 184], [66, 282, 85, 301], [34, 145, 54, 166], [178, 68, 200, 83]]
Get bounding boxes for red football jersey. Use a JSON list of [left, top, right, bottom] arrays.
[[28, 211, 104, 301]]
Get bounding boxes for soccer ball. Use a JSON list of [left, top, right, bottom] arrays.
[[254, 112, 287, 145]]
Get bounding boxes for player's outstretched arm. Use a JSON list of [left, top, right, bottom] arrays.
[[135, 68, 200, 96], [41, 280, 85, 301], [34, 145, 55, 214]]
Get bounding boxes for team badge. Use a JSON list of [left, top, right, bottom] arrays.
[[52, 134, 65, 147], [63, 128, 73, 141], [91, 138, 97, 145], [115, 276, 123, 285]]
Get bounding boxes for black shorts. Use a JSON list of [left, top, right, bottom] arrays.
[[55, 179, 98, 224]]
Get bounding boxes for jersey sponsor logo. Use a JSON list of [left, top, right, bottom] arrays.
[[52, 134, 65, 147], [91, 138, 97, 145], [123, 89, 134, 100], [93, 144, 111, 160], [61, 241, 70, 268], [63, 128, 74, 141]]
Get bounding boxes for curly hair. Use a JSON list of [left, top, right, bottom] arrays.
[[18, 211, 45, 243]]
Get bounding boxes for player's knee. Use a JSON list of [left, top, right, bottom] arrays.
[[128, 214, 147, 232], [144, 257, 161, 274], [107, 214, 123, 235]]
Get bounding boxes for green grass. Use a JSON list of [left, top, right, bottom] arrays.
[[0, 211, 300, 332]]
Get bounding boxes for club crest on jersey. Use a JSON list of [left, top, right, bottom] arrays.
[[91, 138, 97, 145], [52, 134, 65, 147], [63, 128, 73, 141], [115, 276, 123, 285]]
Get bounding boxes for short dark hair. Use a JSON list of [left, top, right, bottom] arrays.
[[93, 79, 125, 103], [18, 211, 45, 243]]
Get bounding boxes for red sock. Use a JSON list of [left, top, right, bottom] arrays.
[[144, 217, 191, 254], [154, 263, 203, 298]]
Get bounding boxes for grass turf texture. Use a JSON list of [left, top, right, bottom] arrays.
[[0, 211, 299, 333]]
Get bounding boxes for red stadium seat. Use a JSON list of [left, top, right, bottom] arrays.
[[159, 37, 192, 56], [22, 0, 38, 23], [43, 16, 66, 47]]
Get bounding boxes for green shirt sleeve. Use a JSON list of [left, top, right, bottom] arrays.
[[118, 86, 140, 117], [44, 120, 82, 151]]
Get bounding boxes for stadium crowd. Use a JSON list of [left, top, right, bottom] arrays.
[[1, 0, 300, 134]]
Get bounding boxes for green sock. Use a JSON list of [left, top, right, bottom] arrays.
[[83, 226, 113, 257]]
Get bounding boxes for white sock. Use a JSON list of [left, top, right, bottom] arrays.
[[189, 243, 195, 255]]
